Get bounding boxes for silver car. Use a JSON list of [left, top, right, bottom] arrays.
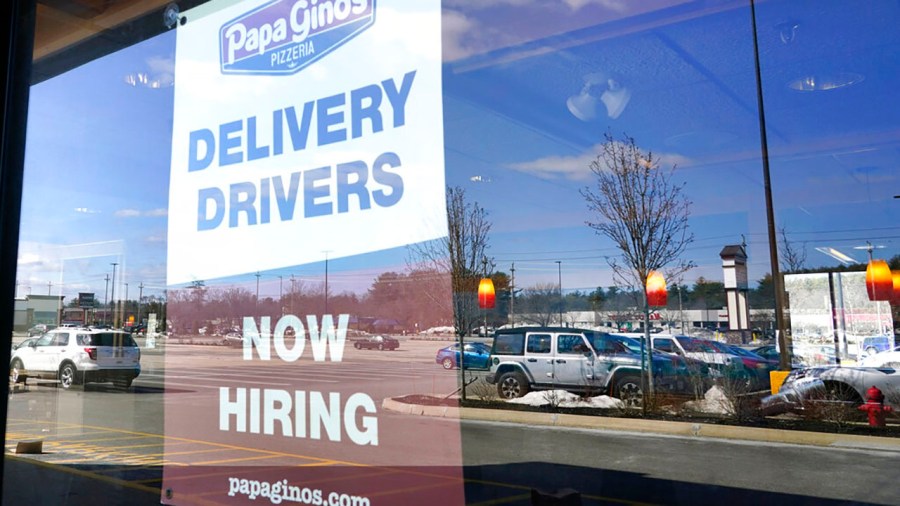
[[761, 365, 900, 415]]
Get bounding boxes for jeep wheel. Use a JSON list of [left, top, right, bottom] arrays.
[[497, 371, 530, 399], [614, 375, 643, 408], [441, 357, 455, 370], [354, 342, 362, 349], [59, 363, 77, 390], [377, 343, 384, 351]]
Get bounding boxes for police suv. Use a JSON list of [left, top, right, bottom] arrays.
[[10, 326, 141, 390]]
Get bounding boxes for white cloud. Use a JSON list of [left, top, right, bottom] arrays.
[[441, 9, 477, 61], [114, 208, 168, 218], [506, 143, 694, 181], [74, 207, 100, 214], [564, 0, 630, 12]]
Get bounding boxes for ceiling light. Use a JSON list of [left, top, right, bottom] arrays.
[[788, 72, 863, 91], [815, 247, 855, 265], [567, 73, 631, 121]]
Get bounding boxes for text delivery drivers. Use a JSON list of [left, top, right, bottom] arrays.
[[185, 71, 415, 232]]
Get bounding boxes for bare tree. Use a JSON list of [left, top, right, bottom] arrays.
[[580, 132, 694, 403], [407, 186, 493, 401], [516, 283, 562, 326], [778, 226, 807, 273], [407, 186, 494, 338]]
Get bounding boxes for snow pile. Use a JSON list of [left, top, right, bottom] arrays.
[[682, 385, 733, 415], [420, 326, 455, 335], [506, 390, 624, 409]]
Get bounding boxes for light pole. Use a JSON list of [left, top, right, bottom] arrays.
[[278, 275, 283, 316], [255, 271, 261, 315], [750, 0, 789, 370], [110, 262, 118, 327], [555, 260, 563, 326], [138, 282, 144, 326], [104, 274, 110, 325]]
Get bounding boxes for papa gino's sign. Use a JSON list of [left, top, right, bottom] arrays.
[[220, 0, 375, 75], [167, 0, 446, 284]]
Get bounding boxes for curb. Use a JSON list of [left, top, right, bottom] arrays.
[[381, 397, 900, 452]]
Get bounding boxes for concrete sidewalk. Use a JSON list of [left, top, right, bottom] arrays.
[[382, 397, 900, 453]]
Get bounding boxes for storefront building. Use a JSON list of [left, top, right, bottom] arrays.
[[2, 0, 899, 504]]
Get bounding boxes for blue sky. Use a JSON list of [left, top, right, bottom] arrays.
[[16, 0, 900, 304]]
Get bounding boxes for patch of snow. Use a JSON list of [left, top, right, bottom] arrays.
[[421, 326, 455, 335], [682, 385, 733, 414], [506, 390, 624, 409]]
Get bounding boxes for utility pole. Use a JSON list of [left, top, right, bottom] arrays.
[[47, 281, 52, 295], [555, 260, 563, 326], [125, 283, 129, 324], [510, 263, 515, 328], [322, 251, 331, 315], [290, 274, 295, 316], [279, 275, 283, 316], [110, 262, 118, 327], [104, 274, 110, 324]]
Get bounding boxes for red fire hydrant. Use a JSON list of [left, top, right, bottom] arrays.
[[859, 385, 893, 428]]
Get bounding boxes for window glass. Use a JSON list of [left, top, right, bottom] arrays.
[[557, 334, 588, 354], [654, 339, 677, 353], [495, 333, 525, 355], [526, 334, 551, 354], [6, 0, 900, 504]]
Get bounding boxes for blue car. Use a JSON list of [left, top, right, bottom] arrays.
[[435, 342, 492, 370]]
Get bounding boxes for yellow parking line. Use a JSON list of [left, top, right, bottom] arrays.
[[140, 447, 231, 458], [46, 434, 163, 444], [81, 442, 165, 451], [188, 453, 301, 466]]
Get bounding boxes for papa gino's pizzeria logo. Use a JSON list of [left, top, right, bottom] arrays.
[[219, 0, 375, 75]]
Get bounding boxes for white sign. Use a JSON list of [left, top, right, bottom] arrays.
[[168, 0, 446, 284]]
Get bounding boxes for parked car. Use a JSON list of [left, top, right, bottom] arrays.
[[9, 327, 141, 390], [222, 332, 246, 347], [435, 342, 491, 370], [859, 346, 900, 368], [125, 323, 147, 335], [353, 335, 399, 351], [486, 327, 689, 407], [616, 334, 744, 376], [750, 344, 805, 368], [26, 323, 55, 337], [858, 335, 893, 358], [761, 365, 900, 415], [712, 342, 777, 389]]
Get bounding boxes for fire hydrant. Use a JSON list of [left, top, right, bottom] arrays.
[[858, 385, 892, 428]]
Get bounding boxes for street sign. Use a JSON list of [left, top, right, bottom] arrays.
[[78, 292, 94, 309]]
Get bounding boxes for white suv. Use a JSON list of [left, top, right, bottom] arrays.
[[10, 327, 141, 390]]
